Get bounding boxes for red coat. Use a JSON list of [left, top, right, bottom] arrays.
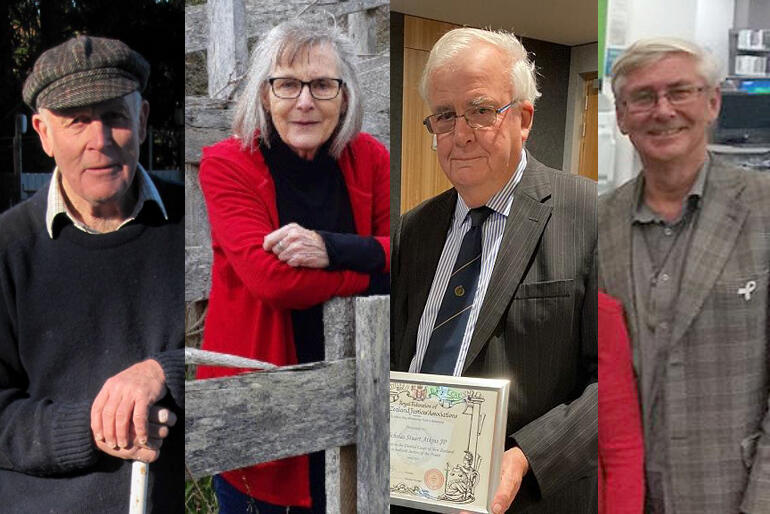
[[598, 292, 644, 514], [196, 133, 390, 507]]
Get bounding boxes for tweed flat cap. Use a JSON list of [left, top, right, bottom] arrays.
[[23, 35, 149, 111]]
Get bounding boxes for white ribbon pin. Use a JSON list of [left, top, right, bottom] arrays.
[[738, 280, 757, 301]]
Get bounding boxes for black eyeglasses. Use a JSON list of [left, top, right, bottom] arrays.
[[268, 77, 344, 100], [622, 85, 708, 113], [423, 101, 518, 134]]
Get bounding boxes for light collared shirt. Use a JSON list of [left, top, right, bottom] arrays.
[[409, 150, 528, 375], [45, 164, 168, 238]]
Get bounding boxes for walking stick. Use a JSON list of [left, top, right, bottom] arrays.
[[129, 460, 149, 514]]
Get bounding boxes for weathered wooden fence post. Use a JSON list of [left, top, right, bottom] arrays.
[[206, 0, 247, 99], [348, 9, 378, 55], [322, 295, 390, 512], [323, 297, 357, 514], [354, 296, 390, 512]]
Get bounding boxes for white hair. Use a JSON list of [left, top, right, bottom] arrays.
[[611, 37, 723, 98], [231, 18, 362, 158], [419, 27, 541, 105]]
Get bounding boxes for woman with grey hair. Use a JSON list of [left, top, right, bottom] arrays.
[[196, 18, 390, 513]]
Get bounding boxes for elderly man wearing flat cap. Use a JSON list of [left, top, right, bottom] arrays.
[[0, 35, 183, 513]]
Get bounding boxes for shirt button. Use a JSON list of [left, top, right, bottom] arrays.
[[659, 322, 669, 331], [661, 273, 670, 282], [664, 227, 673, 236]]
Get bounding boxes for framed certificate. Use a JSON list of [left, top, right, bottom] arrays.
[[389, 372, 510, 513]]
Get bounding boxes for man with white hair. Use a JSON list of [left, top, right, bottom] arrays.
[[392, 28, 597, 513], [600, 37, 770, 513]]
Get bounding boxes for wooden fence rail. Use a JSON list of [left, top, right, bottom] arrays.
[[185, 295, 389, 513]]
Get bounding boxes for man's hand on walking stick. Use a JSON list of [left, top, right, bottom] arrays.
[[93, 406, 177, 462], [90, 359, 169, 451]]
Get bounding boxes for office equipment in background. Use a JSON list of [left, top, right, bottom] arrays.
[[710, 72, 770, 172]]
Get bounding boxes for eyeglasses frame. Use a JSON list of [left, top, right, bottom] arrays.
[[267, 77, 345, 100], [422, 100, 518, 135], [621, 85, 709, 113]]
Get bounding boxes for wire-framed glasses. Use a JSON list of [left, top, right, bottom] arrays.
[[423, 101, 518, 134], [268, 77, 344, 100], [622, 85, 707, 113]]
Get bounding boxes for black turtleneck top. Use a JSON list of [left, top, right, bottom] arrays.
[[260, 136, 386, 363]]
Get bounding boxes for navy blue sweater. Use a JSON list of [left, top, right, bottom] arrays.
[[0, 180, 184, 513]]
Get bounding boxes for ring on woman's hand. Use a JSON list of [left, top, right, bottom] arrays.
[[276, 241, 285, 252]]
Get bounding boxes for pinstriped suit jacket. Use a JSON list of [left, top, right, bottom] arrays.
[[598, 158, 770, 514], [391, 154, 598, 513]]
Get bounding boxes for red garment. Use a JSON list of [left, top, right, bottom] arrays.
[[598, 292, 644, 514], [196, 133, 390, 507]]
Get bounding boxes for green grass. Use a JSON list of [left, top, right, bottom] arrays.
[[185, 475, 218, 514]]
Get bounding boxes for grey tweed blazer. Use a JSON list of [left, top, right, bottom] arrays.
[[598, 157, 770, 514], [391, 153, 598, 513]]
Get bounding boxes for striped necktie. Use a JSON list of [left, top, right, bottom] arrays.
[[421, 206, 493, 374]]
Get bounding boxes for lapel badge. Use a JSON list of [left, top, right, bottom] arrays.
[[738, 280, 757, 301]]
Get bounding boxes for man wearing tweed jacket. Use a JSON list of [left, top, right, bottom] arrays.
[[599, 37, 770, 513]]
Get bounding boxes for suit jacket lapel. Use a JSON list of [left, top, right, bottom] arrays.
[[399, 190, 455, 371], [598, 178, 639, 365], [670, 162, 748, 345], [463, 156, 553, 373]]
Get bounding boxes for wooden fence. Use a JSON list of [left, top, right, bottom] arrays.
[[185, 295, 390, 513]]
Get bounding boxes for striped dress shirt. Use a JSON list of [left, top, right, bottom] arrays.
[[45, 164, 168, 238], [409, 150, 527, 375]]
